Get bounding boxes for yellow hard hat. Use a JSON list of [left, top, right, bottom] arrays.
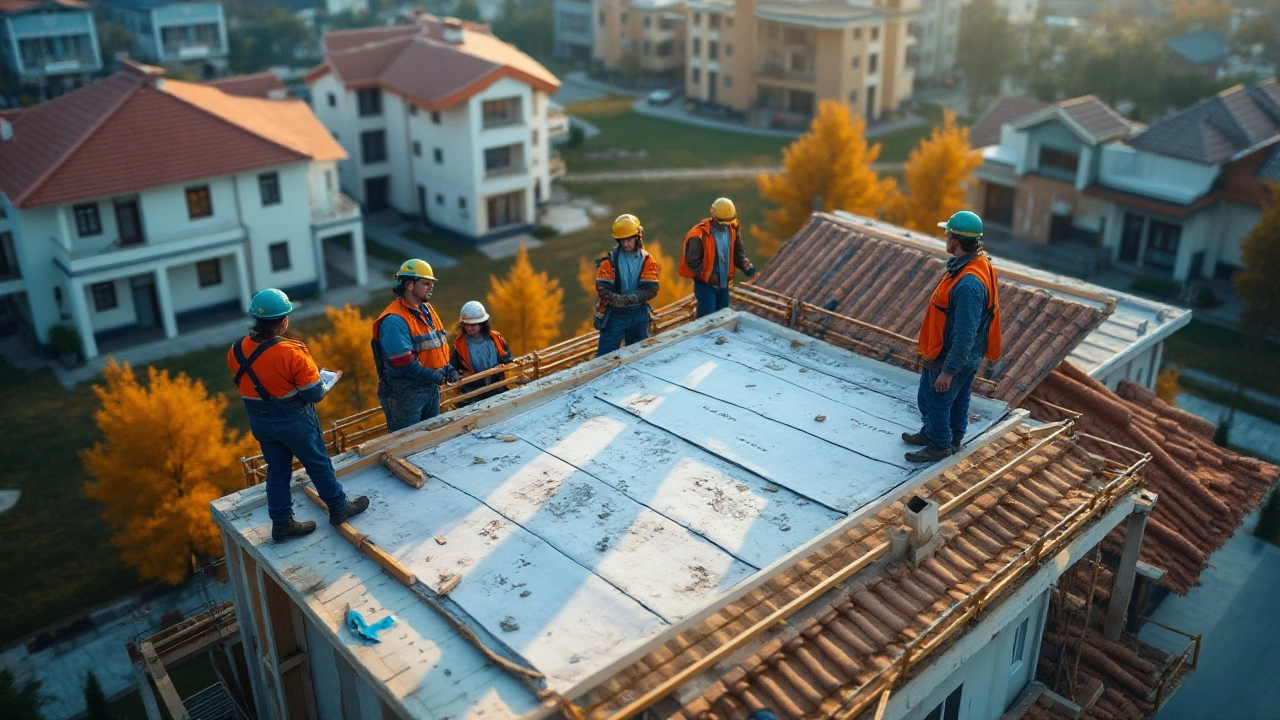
[[710, 197, 737, 221], [612, 213, 642, 239], [394, 258, 436, 281]]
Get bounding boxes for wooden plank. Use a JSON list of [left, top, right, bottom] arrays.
[[140, 643, 187, 720], [381, 453, 425, 489]]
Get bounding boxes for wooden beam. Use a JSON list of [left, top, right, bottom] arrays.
[[140, 642, 188, 720], [303, 487, 417, 586]]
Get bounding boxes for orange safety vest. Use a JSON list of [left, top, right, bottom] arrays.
[[680, 218, 741, 284], [227, 336, 321, 401], [917, 254, 1002, 363], [452, 330, 511, 374], [595, 247, 660, 319], [372, 297, 451, 371]]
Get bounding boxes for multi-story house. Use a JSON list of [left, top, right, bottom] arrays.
[[594, 0, 686, 84], [0, 60, 364, 360], [306, 14, 563, 241], [683, 0, 918, 127], [101, 0, 228, 79], [553, 0, 595, 61], [912, 0, 958, 83], [0, 0, 102, 99], [995, 0, 1038, 24], [970, 80, 1280, 282]]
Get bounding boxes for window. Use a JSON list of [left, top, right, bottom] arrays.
[[185, 186, 212, 219], [691, 67, 701, 83], [923, 685, 963, 720], [725, 43, 733, 57], [620, 12, 627, 24], [413, 140, 422, 157], [73, 203, 102, 236], [1038, 146, 1078, 176], [269, 241, 291, 272], [431, 111, 441, 124], [692, 38, 701, 56], [197, 258, 222, 287], [532, 129, 539, 145], [644, 16, 651, 27], [693, 11, 701, 24], [433, 148, 443, 164], [487, 190, 524, 228], [258, 172, 280, 206], [643, 40, 651, 55], [0, 232, 18, 281], [599, 9, 606, 26], [91, 281, 117, 311], [724, 75, 732, 88], [458, 196, 468, 210], [409, 104, 418, 115], [727, 16, 733, 27], [361, 130, 387, 163], [852, 56, 860, 69], [484, 144, 522, 175], [868, 53, 879, 73], [784, 28, 806, 44], [325, 170, 334, 192], [435, 193, 444, 205], [482, 97, 522, 128], [709, 13, 721, 29], [357, 87, 382, 117], [327, 92, 336, 107], [1010, 618, 1029, 671], [789, 52, 809, 73], [849, 89, 858, 104], [1145, 220, 1182, 271], [871, 26, 880, 41], [853, 27, 862, 39], [709, 41, 718, 60]]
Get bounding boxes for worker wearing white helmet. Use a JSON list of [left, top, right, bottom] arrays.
[[595, 213, 661, 357], [680, 197, 757, 317], [449, 301, 515, 405]]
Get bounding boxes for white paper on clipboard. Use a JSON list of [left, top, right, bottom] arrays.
[[320, 369, 342, 393]]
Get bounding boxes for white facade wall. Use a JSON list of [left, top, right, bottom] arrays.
[[1097, 144, 1217, 204], [409, 95, 479, 235]]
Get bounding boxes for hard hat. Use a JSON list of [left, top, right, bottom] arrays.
[[459, 300, 490, 324], [937, 210, 984, 239], [710, 197, 737, 222], [248, 288, 294, 320], [612, 213, 642, 240], [395, 258, 436, 281]]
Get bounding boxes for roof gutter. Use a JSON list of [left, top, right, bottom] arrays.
[[1227, 133, 1280, 164]]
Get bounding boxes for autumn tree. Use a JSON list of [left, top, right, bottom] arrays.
[[82, 360, 254, 585], [754, 100, 896, 255], [890, 109, 982, 233], [487, 244, 564, 355], [1169, 0, 1232, 34], [1155, 367, 1181, 404], [1226, 182, 1280, 424], [308, 304, 378, 423]]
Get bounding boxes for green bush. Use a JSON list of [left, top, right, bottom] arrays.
[[1193, 285, 1222, 309], [532, 225, 559, 239], [48, 324, 80, 357], [1130, 274, 1182, 300], [566, 124, 585, 148]]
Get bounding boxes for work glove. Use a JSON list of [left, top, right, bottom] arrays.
[[609, 293, 641, 307], [743, 265, 757, 278], [425, 368, 448, 386], [445, 367, 462, 384]]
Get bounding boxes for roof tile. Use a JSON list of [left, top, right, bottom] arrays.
[[969, 95, 1050, 148]]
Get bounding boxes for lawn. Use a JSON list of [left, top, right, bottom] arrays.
[[1165, 319, 1280, 399]]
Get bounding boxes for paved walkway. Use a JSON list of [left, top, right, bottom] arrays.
[[631, 96, 930, 139], [563, 162, 901, 183], [362, 212, 459, 270]]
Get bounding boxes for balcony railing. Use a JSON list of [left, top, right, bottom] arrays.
[[484, 162, 528, 179], [756, 61, 815, 82], [311, 193, 361, 226], [549, 157, 566, 180], [50, 222, 246, 276], [547, 111, 570, 138]]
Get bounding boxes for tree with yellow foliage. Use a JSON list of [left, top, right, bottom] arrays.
[[576, 255, 600, 336], [754, 100, 896, 255], [82, 360, 253, 584], [308, 304, 378, 423], [890, 109, 983, 233], [1155, 367, 1181, 404], [487, 244, 564, 355]]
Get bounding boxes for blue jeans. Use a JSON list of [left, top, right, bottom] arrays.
[[379, 383, 441, 432], [916, 365, 980, 448], [694, 281, 731, 318], [596, 306, 650, 357], [245, 401, 347, 525]]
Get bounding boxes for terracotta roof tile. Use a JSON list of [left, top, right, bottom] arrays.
[[204, 70, 287, 98], [751, 213, 1109, 405], [969, 95, 1050, 148], [574, 430, 1139, 719], [0, 67, 344, 209], [1023, 362, 1278, 594], [1056, 96, 1138, 144]]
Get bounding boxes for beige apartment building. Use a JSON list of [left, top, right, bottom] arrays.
[[683, 0, 919, 127], [594, 0, 688, 83]]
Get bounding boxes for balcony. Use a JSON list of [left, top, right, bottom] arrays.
[[50, 222, 246, 277], [549, 156, 566, 180], [311, 193, 361, 227], [547, 109, 570, 139], [485, 162, 528, 180], [756, 61, 815, 82]]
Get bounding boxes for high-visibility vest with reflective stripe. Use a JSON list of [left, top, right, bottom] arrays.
[[452, 330, 510, 374], [917, 254, 1003, 363], [372, 298, 451, 371], [680, 218, 741, 283], [226, 336, 320, 401]]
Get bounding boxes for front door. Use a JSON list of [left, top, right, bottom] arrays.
[[130, 276, 159, 329], [417, 184, 429, 224], [115, 200, 143, 245], [708, 71, 718, 104], [364, 176, 390, 212], [1119, 213, 1143, 264]]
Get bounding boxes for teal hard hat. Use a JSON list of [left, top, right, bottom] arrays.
[[937, 210, 984, 239], [248, 288, 294, 320]]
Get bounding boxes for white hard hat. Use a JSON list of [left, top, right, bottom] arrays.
[[459, 300, 489, 324]]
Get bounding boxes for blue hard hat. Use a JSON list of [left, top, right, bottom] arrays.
[[249, 288, 294, 320]]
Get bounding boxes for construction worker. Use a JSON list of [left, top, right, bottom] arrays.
[[450, 300, 515, 404], [595, 213, 661, 357], [228, 289, 368, 541], [903, 211, 1003, 463], [372, 259, 461, 432], [681, 197, 756, 318]]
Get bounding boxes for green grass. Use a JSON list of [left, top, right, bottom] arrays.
[[1165, 319, 1280, 399], [107, 652, 223, 720], [874, 123, 935, 164]]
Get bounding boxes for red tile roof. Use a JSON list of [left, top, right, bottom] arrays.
[[0, 0, 86, 11], [204, 71, 287, 98], [969, 95, 1049, 148], [306, 14, 559, 110], [0, 65, 345, 209], [571, 429, 1140, 720], [1024, 362, 1278, 594], [752, 213, 1110, 405], [1012, 96, 1138, 145]]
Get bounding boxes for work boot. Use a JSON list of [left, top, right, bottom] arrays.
[[272, 518, 317, 542], [901, 431, 929, 446], [951, 442, 961, 455], [329, 495, 370, 525], [904, 444, 954, 463]]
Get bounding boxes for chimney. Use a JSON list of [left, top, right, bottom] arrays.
[[0, 119, 12, 141], [902, 495, 942, 562], [442, 18, 465, 44], [121, 57, 167, 90], [267, 87, 289, 100]]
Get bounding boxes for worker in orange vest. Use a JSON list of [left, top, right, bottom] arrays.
[[450, 300, 515, 404], [595, 213, 661, 357], [371, 259, 461, 432], [903, 211, 1003, 463], [680, 197, 756, 318], [229, 289, 368, 541]]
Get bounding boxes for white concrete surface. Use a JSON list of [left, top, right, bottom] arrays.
[[475, 234, 543, 260]]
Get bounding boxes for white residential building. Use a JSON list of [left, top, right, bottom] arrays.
[[913, 0, 960, 83], [306, 15, 564, 240], [0, 0, 102, 99], [0, 61, 364, 360], [102, 0, 229, 78]]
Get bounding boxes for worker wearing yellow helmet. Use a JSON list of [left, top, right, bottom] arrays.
[[371, 259, 461, 432], [680, 197, 757, 317], [594, 213, 661, 357]]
